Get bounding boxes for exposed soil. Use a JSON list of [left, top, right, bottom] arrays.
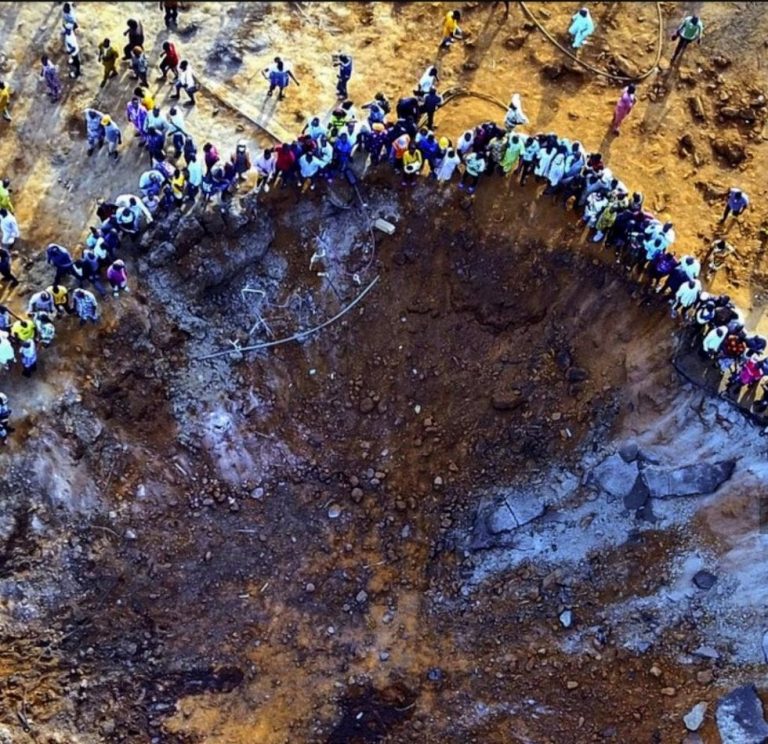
[[0, 2, 767, 744]]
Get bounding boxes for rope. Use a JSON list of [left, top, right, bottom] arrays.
[[518, 2, 664, 83], [198, 275, 380, 361]]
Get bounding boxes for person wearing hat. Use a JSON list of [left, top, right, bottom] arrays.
[[334, 53, 353, 99], [63, 23, 81, 79], [568, 8, 595, 49], [84, 107, 106, 156], [98, 38, 120, 87], [720, 187, 749, 223], [102, 115, 122, 160], [107, 259, 129, 297], [671, 14, 703, 65], [421, 87, 444, 131], [0, 208, 19, 249]]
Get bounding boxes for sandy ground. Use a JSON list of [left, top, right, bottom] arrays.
[[0, 2, 767, 743]]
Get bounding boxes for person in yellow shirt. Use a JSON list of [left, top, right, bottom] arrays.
[[440, 10, 462, 49], [10, 318, 35, 344], [46, 284, 70, 316], [134, 86, 154, 112], [0, 81, 11, 122], [170, 168, 186, 204], [402, 142, 423, 187], [0, 179, 13, 214]]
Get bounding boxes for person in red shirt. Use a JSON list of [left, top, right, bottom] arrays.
[[159, 41, 179, 80], [274, 142, 297, 186], [203, 142, 220, 174]]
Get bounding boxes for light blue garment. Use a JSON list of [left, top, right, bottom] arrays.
[[569, 10, 595, 49]]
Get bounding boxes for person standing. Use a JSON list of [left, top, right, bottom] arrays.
[[0, 81, 11, 122], [47, 244, 76, 284], [262, 57, 299, 100], [459, 151, 487, 194], [0, 246, 19, 288], [102, 116, 122, 160], [40, 55, 62, 102], [230, 141, 252, 181], [159, 40, 180, 80], [0, 208, 19, 249], [334, 53, 353, 99], [186, 153, 203, 200], [123, 18, 145, 60], [172, 60, 197, 105], [720, 188, 749, 223], [19, 339, 37, 378], [72, 288, 99, 325], [159, 0, 180, 29], [670, 14, 703, 65], [0, 179, 12, 214], [568, 8, 595, 49], [126, 96, 148, 146], [440, 10, 462, 49], [84, 108, 106, 156], [63, 24, 81, 78], [107, 259, 129, 296], [130, 46, 149, 87], [98, 39, 120, 87], [422, 88, 444, 131], [611, 84, 637, 135], [503, 93, 528, 131]]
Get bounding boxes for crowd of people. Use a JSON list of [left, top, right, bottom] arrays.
[[0, 4, 764, 445]]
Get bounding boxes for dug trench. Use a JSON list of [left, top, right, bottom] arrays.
[[2, 180, 765, 743]]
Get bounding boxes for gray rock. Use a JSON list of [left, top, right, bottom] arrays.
[[147, 241, 177, 268], [641, 460, 736, 499], [693, 570, 717, 590], [559, 610, 573, 628], [693, 645, 720, 660], [593, 454, 638, 498], [716, 685, 768, 744], [682, 735, 704, 744], [618, 442, 639, 463], [683, 702, 707, 732], [356, 590, 368, 604]]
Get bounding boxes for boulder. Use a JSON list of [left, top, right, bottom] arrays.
[[147, 241, 178, 268], [684, 702, 707, 732], [641, 460, 735, 499], [618, 442, 639, 463], [592, 454, 638, 498], [491, 389, 524, 411], [692, 570, 717, 590], [712, 138, 747, 166], [716, 685, 768, 744]]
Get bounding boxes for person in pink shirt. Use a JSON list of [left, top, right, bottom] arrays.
[[612, 84, 637, 135]]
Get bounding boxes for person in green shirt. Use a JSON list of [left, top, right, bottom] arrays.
[[671, 15, 703, 65]]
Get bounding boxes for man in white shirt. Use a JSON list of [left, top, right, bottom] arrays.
[[172, 60, 197, 105]]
